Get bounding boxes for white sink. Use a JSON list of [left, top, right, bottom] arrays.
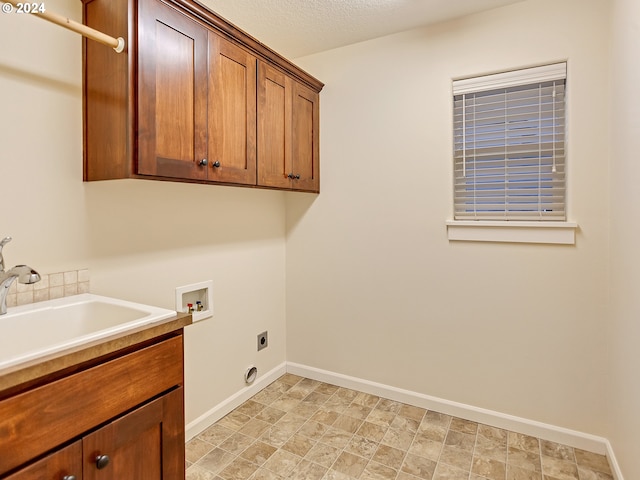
[[0, 294, 176, 370]]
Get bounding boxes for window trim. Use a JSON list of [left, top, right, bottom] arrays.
[[445, 220, 578, 245], [452, 63, 567, 95]]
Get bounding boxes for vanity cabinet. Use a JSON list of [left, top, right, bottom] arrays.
[[83, 0, 323, 192], [82, 388, 184, 480], [0, 332, 186, 480], [4, 441, 82, 480]]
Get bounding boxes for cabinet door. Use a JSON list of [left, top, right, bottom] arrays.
[[258, 62, 320, 192], [138, 0, 208, 180], [4, 441, 82, 480], [82, 388, 185, 480], [257, 61, 293, 189], [292, 82, 320, 193], [208, 33, 257, 185]]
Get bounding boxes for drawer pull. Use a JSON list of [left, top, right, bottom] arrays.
[[62, 476, 77, 480], [96, 454, 110, 469]]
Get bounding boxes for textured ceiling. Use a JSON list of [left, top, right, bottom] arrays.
[[200, 0, 526, 59]]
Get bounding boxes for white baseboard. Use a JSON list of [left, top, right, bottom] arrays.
[[287, 362, 620, 470], [605, 439, 625, 480], [184, 360, 623, 480], [185, 362, 287, 441]]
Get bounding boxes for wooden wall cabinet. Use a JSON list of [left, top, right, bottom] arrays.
[[208, 34, 258, 185], [258, 62, 320, 192], [0, 333, 186, 480], [83, 0, 323, 193], [136, 0, 209, 182]]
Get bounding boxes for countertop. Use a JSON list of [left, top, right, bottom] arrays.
[[0, 311, 192, 394]]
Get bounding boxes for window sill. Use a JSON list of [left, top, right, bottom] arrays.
[[446, 220, 578, 245]]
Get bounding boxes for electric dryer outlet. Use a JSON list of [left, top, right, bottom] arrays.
[[257, 331, 268, 351]]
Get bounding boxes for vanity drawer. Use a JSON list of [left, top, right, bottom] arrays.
[[0, 336, 183, 474]]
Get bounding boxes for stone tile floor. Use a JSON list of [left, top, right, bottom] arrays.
[[186, 374, 613, 480]]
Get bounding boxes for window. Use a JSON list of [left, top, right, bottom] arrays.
[[452, 63, 567, 221]]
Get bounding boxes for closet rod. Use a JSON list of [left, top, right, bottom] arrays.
[[1, 0, 126, 53]]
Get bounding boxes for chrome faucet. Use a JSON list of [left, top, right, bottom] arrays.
[[0, 237, 41, 315]]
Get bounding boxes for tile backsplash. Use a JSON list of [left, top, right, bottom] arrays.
[[6, 269, 90, 308]]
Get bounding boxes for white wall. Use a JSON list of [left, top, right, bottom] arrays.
[[288, 0, 611, 436], [0, 4, 288, 425], [609, 0, 640, 476]]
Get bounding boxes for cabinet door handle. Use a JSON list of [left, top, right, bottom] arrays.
[[212, 160, 221, 168], [62, 476, 77, 480], [96, 454, 110, 470], [198, 159, 208, 166]]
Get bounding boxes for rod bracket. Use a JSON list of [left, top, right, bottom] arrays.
[[114, 37, 126, 54]]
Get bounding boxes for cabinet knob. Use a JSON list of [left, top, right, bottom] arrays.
[[287, 173, 294, 179], [295, 174, 301, 180], [288, 173, 301, 180], [62, 476, 77, 480], [198, 159, 208, 167], [212, 160, 221, 168], [95, 454, 110, 470]]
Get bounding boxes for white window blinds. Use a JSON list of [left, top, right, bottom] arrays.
[[452, 63, 567, 220]]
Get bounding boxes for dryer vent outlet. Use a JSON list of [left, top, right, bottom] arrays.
[[257, 331, 268, 351]]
